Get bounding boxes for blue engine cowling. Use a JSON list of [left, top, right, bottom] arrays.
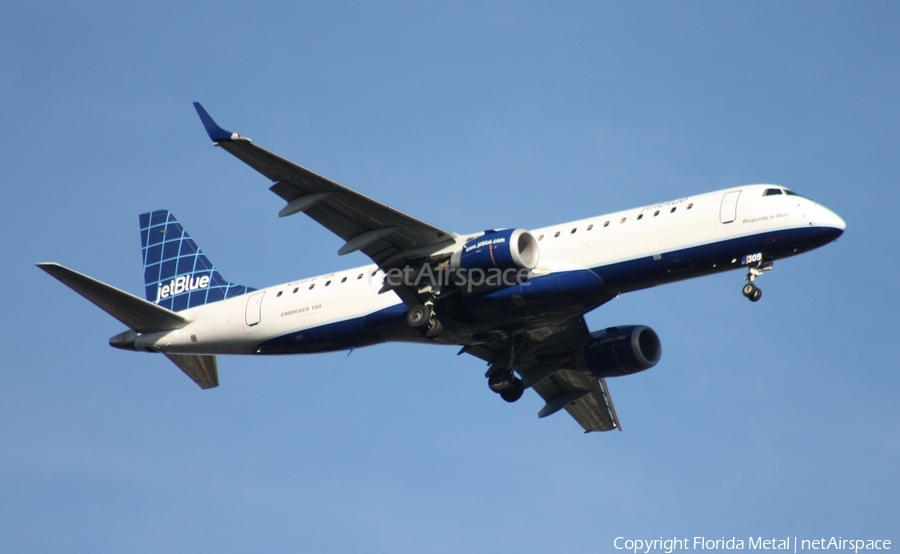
[[579, 325, 661, 378], [450, 229, 540, 272]]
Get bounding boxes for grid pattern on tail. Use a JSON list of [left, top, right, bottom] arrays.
[[139, 210, 253, 311]]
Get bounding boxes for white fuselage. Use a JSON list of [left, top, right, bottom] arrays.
[[136, 184, 845, 356]]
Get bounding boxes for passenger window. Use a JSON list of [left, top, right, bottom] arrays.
[[357, 273, 363, 279], [654, 210, 660, 216], [292, 287, 298, 294], [687, 203, 693, 209], [570, 228, 577, 234], [670, 207, 676, 213], [309, 283, 315, 290], [538, 234, 544, 241], [276, 291, 283, 297], [637, 214, 643, 220], [620, 218, 626, 224], [554, 231, 561, 238], [341, 276, 347, 283], [587, 224, 593, 231], [325, 280, 331, 286], [603, 221, 610, 227]]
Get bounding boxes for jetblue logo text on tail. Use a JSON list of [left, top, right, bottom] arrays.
[[140, 210, 253, 311], [155, 274, 211, 303]]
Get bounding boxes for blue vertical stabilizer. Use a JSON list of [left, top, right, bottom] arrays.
[[140, 210, 253, 311]]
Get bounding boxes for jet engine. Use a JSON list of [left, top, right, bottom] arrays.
[[450, 229, 540, 272], [578, 325, 662, 378]]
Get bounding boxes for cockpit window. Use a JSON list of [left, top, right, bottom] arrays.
[[763, 188, 783, 196], [783, 189, 811, 200]]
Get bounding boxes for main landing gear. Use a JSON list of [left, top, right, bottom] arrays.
[[488, 369, 525, 403], [485, 334, 527, 403], [406, 302, 443, 339], [741, 259, 773, 302]]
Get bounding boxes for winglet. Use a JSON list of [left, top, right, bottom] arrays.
[[192, 102, 251, 143]]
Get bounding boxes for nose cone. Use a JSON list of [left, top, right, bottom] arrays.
[[825, 207, 846, 232], [811, 204, 846, 241]]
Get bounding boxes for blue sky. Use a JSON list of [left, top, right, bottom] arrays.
[[2, 2, 898, 552]]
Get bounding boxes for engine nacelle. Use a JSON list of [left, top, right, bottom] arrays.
[[579, 325, 662, 378], [450, 229, 540, 272]]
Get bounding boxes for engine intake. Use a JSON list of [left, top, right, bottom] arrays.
[[580, 325, 661, 378]]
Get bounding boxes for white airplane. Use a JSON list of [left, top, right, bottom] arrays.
[[38, 103, 846, 433]]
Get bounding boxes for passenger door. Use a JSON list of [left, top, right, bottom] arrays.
[[719, 191, 741, 224], [244, 292, 265, 333]]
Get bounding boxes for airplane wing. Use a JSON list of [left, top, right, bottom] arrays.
[[463, 317, 621, 433], [193, 103, 457, 270]]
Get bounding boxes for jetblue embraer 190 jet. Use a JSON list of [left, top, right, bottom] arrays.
[[38, 103, 846, 433]]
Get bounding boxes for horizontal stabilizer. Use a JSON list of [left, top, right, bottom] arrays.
[[37, 263, 188, 333], [165, 354, 219, 389]]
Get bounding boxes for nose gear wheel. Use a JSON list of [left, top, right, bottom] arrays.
[[742, 283, 762, 302], [742, 260, 772, 302]]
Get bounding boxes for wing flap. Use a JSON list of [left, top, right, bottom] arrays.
[[531, 371, 620, 433]]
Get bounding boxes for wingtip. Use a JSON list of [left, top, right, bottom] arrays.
[[36, 262, 75, 280], [193, 102, 237, 143], [36, 262, 71, 281]]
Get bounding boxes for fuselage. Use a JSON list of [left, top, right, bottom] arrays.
[[133, 184, 845, 356]]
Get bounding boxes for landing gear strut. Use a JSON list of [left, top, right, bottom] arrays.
[[742, 259, 772, 302]]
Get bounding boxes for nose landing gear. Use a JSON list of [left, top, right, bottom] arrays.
[[742, 282, 762, 302], [742, 259, 772, 302]]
